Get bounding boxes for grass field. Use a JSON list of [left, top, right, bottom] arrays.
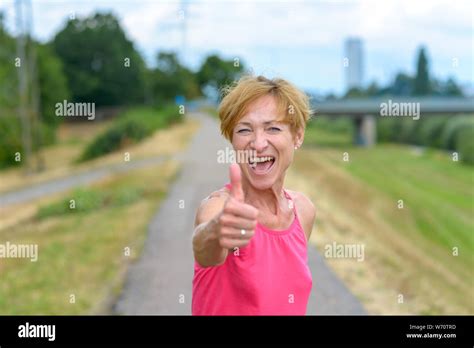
[[0, 161, 180, 314], [285, 124, 473, 314], [0, 108, 201, 314]]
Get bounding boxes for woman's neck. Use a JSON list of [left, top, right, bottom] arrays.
[[241, 178, 287, 216]]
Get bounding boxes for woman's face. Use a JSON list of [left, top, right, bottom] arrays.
[[231, 94, 304, 190]]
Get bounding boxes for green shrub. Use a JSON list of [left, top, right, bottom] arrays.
[[377, 117, 421, 144], [311, 116, 352, 134], [407, 116, 425, 145], [440, 116, 474, 151], [0, 114, 58, 169], [418, 117, 450, 148], [455, 125, 474, 165], [377, 117, 399, 143], [37, 186, 143, 219], [37, 188, 105, 219], [79, 105, 180, 161], [0, 116, 23, 169], [398, 117, 421, 144], [80, 120, 149, 160]]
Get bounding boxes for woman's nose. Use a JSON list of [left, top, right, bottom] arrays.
[[251, 131, 268, 151]]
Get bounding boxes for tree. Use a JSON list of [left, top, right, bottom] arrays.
[[344, 87, 366, 98], [443, 77, 463, 96], [150, 51, 200, 104], [52, 12, 146, 106], [0, 11, 18, 111], [366, 81, 381, 96], [391, 73, 413, 96], [0, 13, 70, 168], [413, 47, 430, 95], [197, 54, 244, 97], [36, 43, 70, 127]]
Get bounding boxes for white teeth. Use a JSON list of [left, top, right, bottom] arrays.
[[249, 156, 274, 163]]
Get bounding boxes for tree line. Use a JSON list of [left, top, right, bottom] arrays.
[[342, 47, 464, 99], [0, 11, 244, 168]]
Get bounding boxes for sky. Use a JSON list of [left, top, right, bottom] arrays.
[[1, 0, 473, 96]]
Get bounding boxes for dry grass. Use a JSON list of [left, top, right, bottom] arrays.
[[0, 192, 65, 232], [0, 160, 180, 314], [91, 116, 200, 164]]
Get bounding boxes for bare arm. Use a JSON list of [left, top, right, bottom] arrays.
[[192, 192, 229, 267]]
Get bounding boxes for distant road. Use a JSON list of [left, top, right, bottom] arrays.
[[0, 156, 167, 208]]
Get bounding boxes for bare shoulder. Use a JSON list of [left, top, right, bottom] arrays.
[[286, 190, 316, 240], [194, 187, 230, 227]]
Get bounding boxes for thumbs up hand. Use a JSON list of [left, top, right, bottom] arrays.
[[216, 164, 259, 250]]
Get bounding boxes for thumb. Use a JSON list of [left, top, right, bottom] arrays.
[[229, 163, 244, 202]]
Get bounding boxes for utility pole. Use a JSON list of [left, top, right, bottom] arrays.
[[15, 0, 32, 173], [25, 0, 43, 171]]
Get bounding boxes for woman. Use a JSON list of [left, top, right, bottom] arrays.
[[192, 75, 316, 315]]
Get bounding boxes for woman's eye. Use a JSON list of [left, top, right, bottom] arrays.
[[268, 127, 281, 132], [237, 129, 250, 133]]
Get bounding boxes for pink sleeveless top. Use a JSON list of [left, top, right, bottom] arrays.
[[192, 184, 313, 315]]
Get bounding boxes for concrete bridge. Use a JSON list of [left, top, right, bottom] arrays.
[[311, 97, 474, 146]]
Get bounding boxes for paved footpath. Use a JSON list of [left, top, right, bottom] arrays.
[[0, 157, 167, 208], [114, 112, 367, 315]]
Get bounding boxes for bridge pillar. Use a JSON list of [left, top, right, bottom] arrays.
[[353, 114, 376, 146]]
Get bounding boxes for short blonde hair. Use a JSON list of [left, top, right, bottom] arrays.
[[218, 75, 312, 141]]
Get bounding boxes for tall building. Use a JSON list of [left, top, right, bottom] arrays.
[[344, 38, 364, 90]]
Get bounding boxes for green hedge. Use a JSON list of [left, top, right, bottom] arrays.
[[455, 125, 474, 165], [377, 115, 473, 155], [308, 113, 474, 166], [440, 116, 474, 151], [377, 117, 399, 143], [310, 116, 353, 134], [418, 117, 450, 148], [79, 105, 180, 161], [398, 118, 419, 144], [377, 117, 417, 144]]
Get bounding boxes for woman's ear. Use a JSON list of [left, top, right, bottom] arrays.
[[294, 128, 305, 149]]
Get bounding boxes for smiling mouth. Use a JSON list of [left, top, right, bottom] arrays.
[[248, 156, 276, 175]]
